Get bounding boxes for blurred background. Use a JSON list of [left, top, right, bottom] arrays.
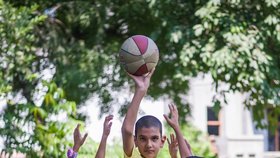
[[0, 0, 279, 157]]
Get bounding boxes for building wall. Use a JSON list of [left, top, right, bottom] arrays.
[[188, 74, 269, 158], [188, 74, 214, 133]]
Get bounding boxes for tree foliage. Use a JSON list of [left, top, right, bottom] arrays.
[[0, 1, 76, 157], [0, 0, 279, 157], [180, 0, 280, 128]]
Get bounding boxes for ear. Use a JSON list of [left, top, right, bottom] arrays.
[[160, 135, 167, 148], [134, 136, 138, 147]]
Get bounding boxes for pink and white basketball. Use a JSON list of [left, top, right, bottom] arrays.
[[119, 35, 159, 76]]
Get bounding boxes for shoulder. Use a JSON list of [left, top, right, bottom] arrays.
[[124, 146, 141, 158]]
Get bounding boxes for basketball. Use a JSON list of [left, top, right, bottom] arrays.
[[119, 35, 159, 76]]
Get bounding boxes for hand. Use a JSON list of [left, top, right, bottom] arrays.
[[73, 124, 88, 152], [167, 133, 178, 158], [127, 68, 155, 92], [103, 115, 113, 138], [163, 103, 179, 130]]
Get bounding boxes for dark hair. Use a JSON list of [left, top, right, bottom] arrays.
[[135, 115, 162, 137]]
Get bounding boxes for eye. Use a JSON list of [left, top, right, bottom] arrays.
[[139, 137, 146, 142], [152, 136, 159, 142]]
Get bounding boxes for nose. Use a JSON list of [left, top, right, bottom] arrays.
[[146, 140, 152, 148]]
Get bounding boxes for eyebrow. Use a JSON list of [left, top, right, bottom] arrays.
[[151, 135, 159, 138], [138, 135, 160, 138], [138, 135, 147, 138]]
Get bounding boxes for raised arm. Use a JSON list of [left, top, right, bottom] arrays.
[[67, 124, 88, 158], [95, 115, 113, 158], [73, 124, 88, 152], [121, 69, 155, 156], [164, 103, 193, 158]]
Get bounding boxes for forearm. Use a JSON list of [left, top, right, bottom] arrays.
[[173, 127, 192, 158], [122, 89, 146, 156], [122, 90, 145, 133], [95, 135, 108, 158]]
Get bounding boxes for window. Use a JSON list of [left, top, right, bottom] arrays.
[[268, 118, 280, 151], [267, 109, 280, 151], [207, 107, 221, 136]]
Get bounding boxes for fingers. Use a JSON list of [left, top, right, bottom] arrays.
[[168, 133, 178, 149], [167, 137, 171, 145], [104, 115, 114, 124], [165, 103, 178, 118], [104, 115, 114, 131], [164, 103, 180, 129], [163, 114, 171, 123], [170, 134, 178, 145], [74, 124, 81, 136], [81, 133, 88, 144], [126, 71, 134, 78], [168, 104, 172, 113], [147, 68, 155, 78], [127, 68, 155, 79], [167, 133, 174, 145], [108, 122, 113, 128], [164, 114, 174, 128], [105, 114, 114, 120], [75, 124, 80, 132], [168, 103, 177, 112], [170, 133, 175, 142], [168, 103, 178, 118]]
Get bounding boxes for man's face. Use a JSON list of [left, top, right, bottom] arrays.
[[134, 127, 166, 158]]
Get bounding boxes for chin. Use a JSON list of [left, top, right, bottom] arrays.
[[142, 153, 157, 158]]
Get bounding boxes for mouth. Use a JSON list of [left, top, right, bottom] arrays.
[[145, 150, 154, 154]]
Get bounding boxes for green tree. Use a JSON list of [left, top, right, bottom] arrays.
[[0, 0, 279, 157], [0, 1, 76, 157], [178, 0, 280, 128]]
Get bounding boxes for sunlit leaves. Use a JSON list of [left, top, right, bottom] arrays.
[[265, 0, 280, 7], [1, 0, 279, 156], [0, 1, 76, 157], [264, 15, 279, 25], [180, 0, 280, 128]]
